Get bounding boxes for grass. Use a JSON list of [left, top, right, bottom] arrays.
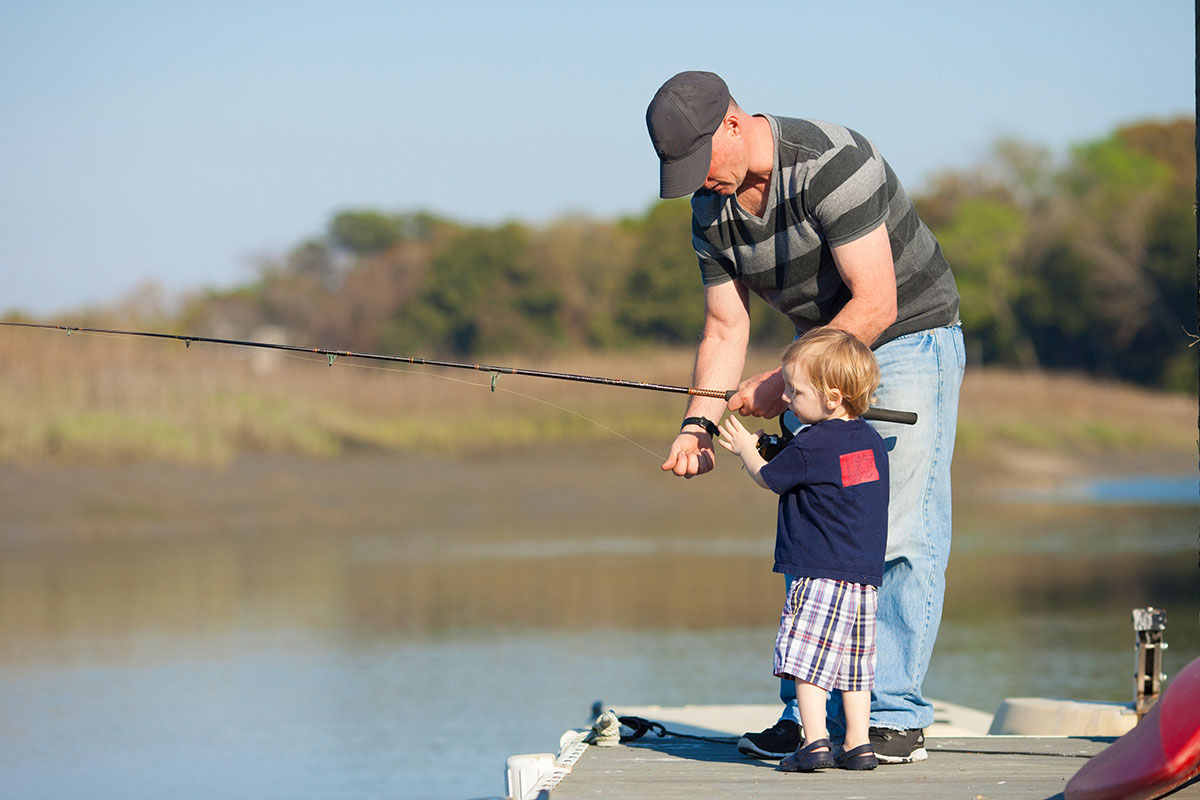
[[0, 327, 703, 464], [956, 368, 1196, 457], [2, 326, 1195, 467]]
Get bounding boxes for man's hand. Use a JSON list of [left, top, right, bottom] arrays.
[[727, 367, 787, 418], [661, 431, 716, 478]]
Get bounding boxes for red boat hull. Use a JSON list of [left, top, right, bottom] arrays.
[[1066, 656, 1200, 800]]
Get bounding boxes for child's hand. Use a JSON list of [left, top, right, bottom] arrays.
[[717, 415, 762, 458]]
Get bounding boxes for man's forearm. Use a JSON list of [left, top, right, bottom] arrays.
[[683, 327, 748, 423], [828, 224, 898, 346], [827, 296, 895, 347]]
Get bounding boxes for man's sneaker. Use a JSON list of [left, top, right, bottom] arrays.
[[737, 719, 801, 759], [868, 727, 928, 764]]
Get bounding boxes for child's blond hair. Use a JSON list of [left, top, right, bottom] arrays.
[[782, 327, 880, 418]]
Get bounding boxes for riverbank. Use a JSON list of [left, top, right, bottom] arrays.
[[1, 327, 1195, 488], [955, 368, 1196, 497]]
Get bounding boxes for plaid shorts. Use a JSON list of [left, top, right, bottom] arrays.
[[774, 577, 878, 692]]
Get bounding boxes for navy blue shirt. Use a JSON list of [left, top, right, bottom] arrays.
[[759, 418, 889, 586]]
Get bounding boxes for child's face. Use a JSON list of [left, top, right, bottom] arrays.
[[781, 359, 837, 424]]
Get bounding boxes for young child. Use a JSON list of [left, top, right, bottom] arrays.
[[718, 327, 888, 773]]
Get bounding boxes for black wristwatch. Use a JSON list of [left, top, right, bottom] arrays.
[[680, 416, 719, 437]]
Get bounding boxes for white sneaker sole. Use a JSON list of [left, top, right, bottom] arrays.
[[875, 746, 928, 764]]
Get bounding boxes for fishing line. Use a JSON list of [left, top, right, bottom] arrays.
[[0, 321, 740, 401], [9, 322, 667, 459]]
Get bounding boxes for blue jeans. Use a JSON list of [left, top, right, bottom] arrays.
[[778, 324, 965, 732]]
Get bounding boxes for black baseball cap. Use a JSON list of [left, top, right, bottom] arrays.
[[646, 71, 730, 199]]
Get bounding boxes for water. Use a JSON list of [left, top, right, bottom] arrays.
[[0, 450, 1195, 799], [1002, 474, 1200, 505]]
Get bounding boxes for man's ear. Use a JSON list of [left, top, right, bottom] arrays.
[[724, 111, 742, 138]]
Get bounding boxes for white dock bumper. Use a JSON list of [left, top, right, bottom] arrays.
[[504, 730, 590, 800], [989, 697, 1138, 736]]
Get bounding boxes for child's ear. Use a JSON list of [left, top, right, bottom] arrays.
[[825, 388, 844, 410]]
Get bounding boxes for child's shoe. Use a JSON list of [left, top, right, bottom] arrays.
[[779, 738, 835, 772], [836, 743, 879, 770]]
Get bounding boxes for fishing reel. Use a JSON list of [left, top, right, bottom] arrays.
[[755, 415, 795, 462]]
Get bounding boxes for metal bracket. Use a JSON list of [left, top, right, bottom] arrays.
[[1131, 606, 1168, 718]]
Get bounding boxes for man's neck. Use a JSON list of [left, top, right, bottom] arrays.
[[745, 114, 775, 178], [735, 115, 775, 216]]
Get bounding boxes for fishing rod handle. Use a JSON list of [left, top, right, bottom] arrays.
[[719, 389, 917, 425], [862, 407, 918, 425]]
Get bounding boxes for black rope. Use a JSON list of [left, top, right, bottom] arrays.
[[618, 715, 739, 746]]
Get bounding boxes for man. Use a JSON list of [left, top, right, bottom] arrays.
[[646, 70, 964, 765]]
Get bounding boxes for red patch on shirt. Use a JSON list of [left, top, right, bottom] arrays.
[[840, 449, 879, 487]]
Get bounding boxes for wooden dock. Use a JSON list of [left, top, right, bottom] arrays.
[[546, 735, 1158, 799], [504, 702, 1200, 799]]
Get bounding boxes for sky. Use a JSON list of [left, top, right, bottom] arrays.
[[1, 0, 1194, 316]]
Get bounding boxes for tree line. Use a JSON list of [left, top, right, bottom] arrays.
[[175, 116, 1194, 392]]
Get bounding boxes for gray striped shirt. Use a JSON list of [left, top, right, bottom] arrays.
[[692, 114, 959, 345]]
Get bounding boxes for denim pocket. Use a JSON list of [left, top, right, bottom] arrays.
[[948, 323, 966, 372]]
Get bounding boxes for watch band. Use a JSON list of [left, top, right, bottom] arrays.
[[680, 416, 719, 437]]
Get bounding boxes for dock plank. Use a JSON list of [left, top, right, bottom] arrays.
[[549, 737, 1200, 799]]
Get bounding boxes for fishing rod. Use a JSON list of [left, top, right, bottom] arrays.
[[0, 321, 918, 425]]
